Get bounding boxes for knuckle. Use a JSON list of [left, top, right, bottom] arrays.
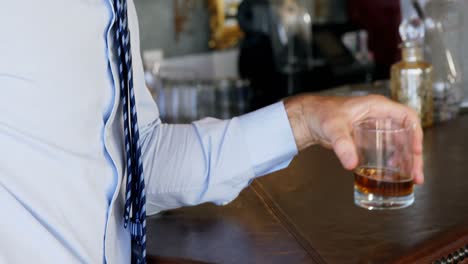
[[405, 107, 420, 123], [410, 108, 419, 118], [366, 94, 386, 101]]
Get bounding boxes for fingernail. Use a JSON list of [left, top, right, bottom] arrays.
[[343, 153, 356, 170]]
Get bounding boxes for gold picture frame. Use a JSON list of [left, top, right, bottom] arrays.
[[208, 0, 244, 50]]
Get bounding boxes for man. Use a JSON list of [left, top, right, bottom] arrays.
[[1, 1, 423, 263]]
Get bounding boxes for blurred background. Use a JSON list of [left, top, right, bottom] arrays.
[[135, 0, 468, 123]]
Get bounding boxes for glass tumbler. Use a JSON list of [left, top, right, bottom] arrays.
[[353, 118, 415, 210]]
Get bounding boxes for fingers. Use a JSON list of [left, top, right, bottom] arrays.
[[393, 106, 424, 184], [395, 109, 424, 184], [367, 96, 421, 132], [411, 122, 424, 184], [323, 120, 358, 170], [367, 96, 424, 183], [413, 152, 424, 184], [333, 136, 358, 170]]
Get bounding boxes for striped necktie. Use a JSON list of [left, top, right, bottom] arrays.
[[112, 0, 147, 263]]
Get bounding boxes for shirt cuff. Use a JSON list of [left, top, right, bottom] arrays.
[[238, 101, 298, 177]]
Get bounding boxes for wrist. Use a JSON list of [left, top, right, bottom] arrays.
[[283, 95, 316, 151]]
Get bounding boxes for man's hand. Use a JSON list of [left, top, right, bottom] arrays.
[[284, 94, 424, 184]]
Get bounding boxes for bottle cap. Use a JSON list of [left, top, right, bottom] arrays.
[[399, 18, 425, 47]]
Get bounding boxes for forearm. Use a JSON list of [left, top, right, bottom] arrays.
[[140, 102, 298, 214], [140, 119, 253, 214]]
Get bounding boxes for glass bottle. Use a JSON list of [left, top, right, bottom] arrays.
[[391, 18, 433, 128], [423, 0, 464, 122]]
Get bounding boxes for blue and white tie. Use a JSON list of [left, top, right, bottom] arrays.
[[113, 0, 147, 263]]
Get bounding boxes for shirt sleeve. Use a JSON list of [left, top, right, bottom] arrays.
[[140, 102, 298, 215]]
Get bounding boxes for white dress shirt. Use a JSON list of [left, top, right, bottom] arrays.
[[0, 1, 297, 263]]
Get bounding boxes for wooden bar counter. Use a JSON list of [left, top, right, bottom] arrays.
[[147, 114, 468, 264]]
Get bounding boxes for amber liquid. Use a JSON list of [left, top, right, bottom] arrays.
[[354, 167, 414, 197]]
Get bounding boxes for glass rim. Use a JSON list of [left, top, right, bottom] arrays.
[[352, 117, 417, 133]]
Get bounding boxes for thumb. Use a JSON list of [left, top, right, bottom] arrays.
[[329, 129, 358, 170]]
